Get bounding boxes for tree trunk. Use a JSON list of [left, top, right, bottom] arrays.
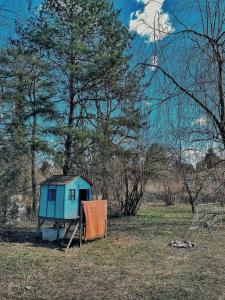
[[31, 147, 37, 213], [219, 127, 225, 150], [63, 134, 74, 175], [190, 199, 195, 213], [63, 100, 75, 175], [31, 113, 37, 213], [63, 65, 75, 176]]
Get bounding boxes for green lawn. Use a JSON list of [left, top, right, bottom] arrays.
[[0, 204, 225, 299]]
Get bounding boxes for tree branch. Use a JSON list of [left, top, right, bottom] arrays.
[[142, 63, 221, 129]]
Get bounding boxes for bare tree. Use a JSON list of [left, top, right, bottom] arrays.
[[142, 0, 225, 147]]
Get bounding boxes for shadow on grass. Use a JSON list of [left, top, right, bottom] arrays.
[[0, 228, 36, 243], [0, 228, 84, 251]]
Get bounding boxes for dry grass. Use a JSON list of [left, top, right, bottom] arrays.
[[0, 204, 225, 299]]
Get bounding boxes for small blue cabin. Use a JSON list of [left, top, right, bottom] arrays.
[[39, 175, 93, 220]]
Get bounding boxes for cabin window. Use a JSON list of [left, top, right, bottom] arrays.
[[48, 188, 56, 201], [69, 189, 76, 201]]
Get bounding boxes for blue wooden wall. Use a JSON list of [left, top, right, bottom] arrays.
[[64, 177, 92, 219], [39, 185, 65, 219], [39, 177, 92, 220]]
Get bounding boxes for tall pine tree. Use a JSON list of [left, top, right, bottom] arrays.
[[16, 0, 142, 175], [0, 46, 56, 213]]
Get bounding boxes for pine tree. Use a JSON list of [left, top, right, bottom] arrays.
[[10, 0, 148, 216], [16, 0, 137, 175], [0, 46, 56, 213]]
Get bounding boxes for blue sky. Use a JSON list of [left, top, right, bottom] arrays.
[[1, 0, 175, 42], [0, 0, 187, 142], [0, 0, 181, 68], [0, 0, 208, 155]]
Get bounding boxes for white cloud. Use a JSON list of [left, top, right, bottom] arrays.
[[129, 0, 174, 42], [194, 117, 207, 126]]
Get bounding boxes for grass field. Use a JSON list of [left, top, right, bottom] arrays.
[[0, 204, 225, 300]]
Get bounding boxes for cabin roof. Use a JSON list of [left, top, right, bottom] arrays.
[[40, 175, 93, 186]]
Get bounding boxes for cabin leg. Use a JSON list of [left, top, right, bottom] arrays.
[[37, 217, 40, 232], [37, 217, 41, 237], [79, 203, 83, 248], [56, 221, 60, 243], [36, 218, 46, 238], [65, 221, 73, 237]]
